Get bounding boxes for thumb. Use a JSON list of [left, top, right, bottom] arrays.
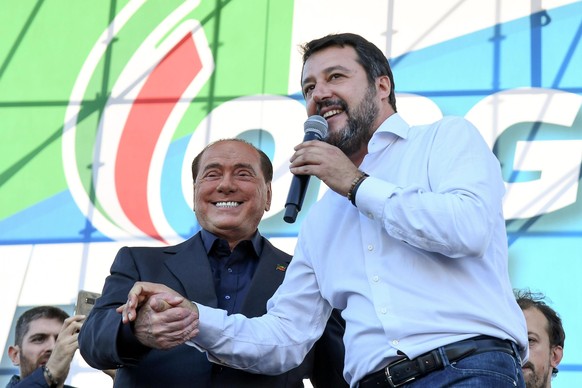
[[149, 293, 184, 312]]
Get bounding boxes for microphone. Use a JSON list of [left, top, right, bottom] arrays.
[[283, 115, 328, 223]]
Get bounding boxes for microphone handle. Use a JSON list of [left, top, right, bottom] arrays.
[[283, 174, 310, 223], [283, 126, 326, 224]]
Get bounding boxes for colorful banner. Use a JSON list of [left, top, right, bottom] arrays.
[[1, 1, 580, 386]]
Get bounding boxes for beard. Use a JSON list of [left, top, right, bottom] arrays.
[[17, 352, 44, 379], [320, 84, 379, 158], [523, 361, 550, 388]]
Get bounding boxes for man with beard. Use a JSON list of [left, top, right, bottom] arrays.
[[516, 290, 565, 388], [119, 33, 528, 388], [7, 306, 83, 388]]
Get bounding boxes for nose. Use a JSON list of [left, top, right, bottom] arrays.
[[43, 336, 57, 354], [307, 83, 332, 115], [216, 174, 237, 193], [311, 82, 332, 102]]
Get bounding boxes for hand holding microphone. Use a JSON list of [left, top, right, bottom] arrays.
[[284, 115, 328, 223]]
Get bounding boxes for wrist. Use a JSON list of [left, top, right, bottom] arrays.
[[347, 170, 368, 207], [42, 364, 60, 388]]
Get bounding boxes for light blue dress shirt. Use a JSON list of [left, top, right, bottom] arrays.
[[190, 113, 528, 387]]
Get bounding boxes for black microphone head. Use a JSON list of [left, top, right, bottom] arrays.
[[304, 115, 328, 140]]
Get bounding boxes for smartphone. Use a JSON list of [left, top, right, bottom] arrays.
[[75, 290, 101, 316]]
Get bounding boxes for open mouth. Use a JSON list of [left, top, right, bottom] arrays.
[[322, 109, 344, 119], [214, 201, 241, 208]]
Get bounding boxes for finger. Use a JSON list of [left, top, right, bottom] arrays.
[[123, 282, 151, 323], [150, 296, 173, 312], [128, 281, 173, 307], [154, 292, 186, 309], [122, 299, 135, 324], [127, 282, 146, 309]]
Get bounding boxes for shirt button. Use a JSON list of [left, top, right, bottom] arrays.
[[372, 275, 379, 282], [367, 244, 374, 251], [227, 268, 233, 273], [367, 212, 373, 218], [224, 295, 231, 300], [380, 307, 387, 314], [392, 339, 399, 346]]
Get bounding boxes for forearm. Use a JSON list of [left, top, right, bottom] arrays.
[[360, 177, 497, 258], [357, 119, 504, 259], [190, 255, 331, 374], [190, 304, 324, 374]]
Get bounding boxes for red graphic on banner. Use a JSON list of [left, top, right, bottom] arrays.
[[115, 34, 203, 241]]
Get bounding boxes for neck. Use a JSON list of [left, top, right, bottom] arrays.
[[350, 147, 368, 167]]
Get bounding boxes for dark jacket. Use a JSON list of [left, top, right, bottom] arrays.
[[79, 233, 346, 388], [6, 369, 75, 387]]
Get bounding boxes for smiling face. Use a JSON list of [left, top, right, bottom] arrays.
[[301, 45, 393, 160], [8, 318, 62, 379], [522, 307, 564, 388], [193, 140, 272, 248]]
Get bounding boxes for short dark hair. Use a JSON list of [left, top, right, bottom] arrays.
[[14, 306, 69, 347], [515, 289, 565, 376], [191, 138, 273, 183], [300, 33, 397, 112]]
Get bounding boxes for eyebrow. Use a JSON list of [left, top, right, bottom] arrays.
[[301, 65, 353, 87]]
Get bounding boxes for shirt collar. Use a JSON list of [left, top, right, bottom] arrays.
[[201, 229, 263, 256], [368, 113, 410, 154]]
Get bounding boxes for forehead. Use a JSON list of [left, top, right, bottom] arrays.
[[24, 318, 62, 339], [524, 307, 550, 337], [302, 45, 361, 83], [201, 141, 261, 167]]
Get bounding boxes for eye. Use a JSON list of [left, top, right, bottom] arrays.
[[329, 73, 344, 81], [30, 335, 45, 343], [303, 84, 314, 96], [203, 171, 221, 180], [236, 169, 254, 178]]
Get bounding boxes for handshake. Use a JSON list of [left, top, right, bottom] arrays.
[[116, 282, 200, 349]]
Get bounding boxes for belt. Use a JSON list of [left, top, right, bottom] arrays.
[[358, 336, 516, 388]]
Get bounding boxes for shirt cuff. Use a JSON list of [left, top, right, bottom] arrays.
[[355, 175, 399, 219], [185, 303, 226, 351]]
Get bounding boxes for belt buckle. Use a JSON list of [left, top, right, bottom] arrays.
[[385, 357, 416, 387]]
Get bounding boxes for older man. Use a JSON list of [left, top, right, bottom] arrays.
[[79, 139, 346, 387]]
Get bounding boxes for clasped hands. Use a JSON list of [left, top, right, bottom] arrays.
[[116, 282, 200, 349]]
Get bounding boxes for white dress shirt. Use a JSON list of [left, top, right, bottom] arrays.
[[190, 113, 528, 387]]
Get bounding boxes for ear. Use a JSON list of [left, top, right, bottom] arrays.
[[265, 182, 272, 212], [8, 345, 20, 366], [376, 75, 391, 101], [550, 345, 564, 369]]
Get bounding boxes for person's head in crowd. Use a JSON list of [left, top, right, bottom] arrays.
[[191, 138, 272, 249], [515, 289, 565, 388], [8, 306, 69, 379]]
